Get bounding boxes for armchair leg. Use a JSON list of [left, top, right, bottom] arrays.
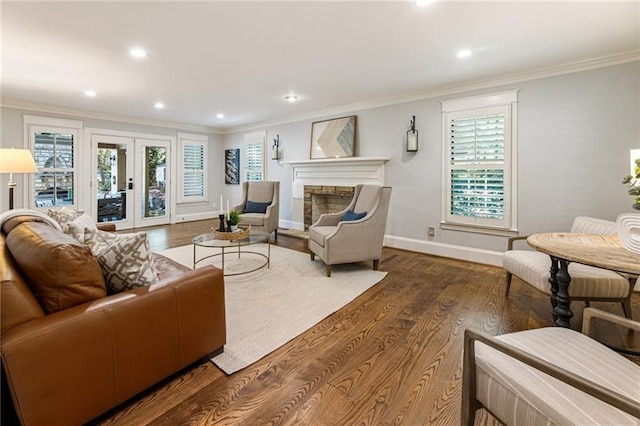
[[274, 229, 278, 241], [326, 265, 332, 277], [310, 252, 315, 261], [504, 272, 513, 296], [373, 259, 379, 271]]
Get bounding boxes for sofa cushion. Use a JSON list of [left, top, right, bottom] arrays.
[[244, 200, 271, 214], [85, 229, 158, 293], [5, 222, 107, 314]]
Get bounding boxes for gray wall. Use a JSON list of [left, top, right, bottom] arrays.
[[1, 61, 637, 255], [222, 61, 640, 252]]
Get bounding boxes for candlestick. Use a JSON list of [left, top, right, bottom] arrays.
[[220, 194, 223, 214], [226, 200, 230, 220]]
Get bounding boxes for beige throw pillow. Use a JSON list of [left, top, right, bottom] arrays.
[[48, 206, 84, 231], [65, 214, 97, 242], [85, 229, 158, 293]]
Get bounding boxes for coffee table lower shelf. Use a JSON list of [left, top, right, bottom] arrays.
[[193, 246, 270, 276]]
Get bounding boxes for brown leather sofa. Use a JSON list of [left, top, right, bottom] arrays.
[[0, 215, 226, 425]]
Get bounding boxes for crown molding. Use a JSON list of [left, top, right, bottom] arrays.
[[222, 47, 640, 134], [0, 98, 221, 135], [2, 48, 638, 136]]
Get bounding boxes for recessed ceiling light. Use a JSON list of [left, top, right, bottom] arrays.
[[413, 0, 433, 6], [84, 90, 97, 97], [130, 47, 147, 58], [457, 49, 472, 58], [285, 95, 299, 103], [216, 113, 224, 119], [154, 102, 165, 109]]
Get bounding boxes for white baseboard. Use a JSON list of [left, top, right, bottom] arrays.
[[171, 211, 219, 224], [384, 234, 503, 267], [280, 219, 305, 231]]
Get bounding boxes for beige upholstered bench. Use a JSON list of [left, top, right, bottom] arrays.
[[503, 216, 635, 318], [462, 308, 640, 425]]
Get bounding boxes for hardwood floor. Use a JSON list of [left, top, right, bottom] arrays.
[[91, 219, 639, 425]]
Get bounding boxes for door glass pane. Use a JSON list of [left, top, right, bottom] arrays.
[[144, 146, 166, 218], [34, 132, 74, 208], [97, 144, 127, 222]]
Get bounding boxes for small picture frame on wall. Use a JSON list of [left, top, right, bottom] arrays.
[[225, 148, 240, 184], [310, 115, 356, 159]]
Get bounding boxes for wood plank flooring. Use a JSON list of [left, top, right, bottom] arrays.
[[89, 219, 639, 425]]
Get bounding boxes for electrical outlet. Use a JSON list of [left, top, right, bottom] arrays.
[[428, 227, 435, 237]]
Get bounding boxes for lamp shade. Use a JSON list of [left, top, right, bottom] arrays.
[[0, 148, 38, 173]]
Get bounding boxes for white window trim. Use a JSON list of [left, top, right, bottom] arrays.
[[243, 130, 266, 182], [177, 132, 208, 204], [441, 90, 519, 234], [23, 115, 83, 210]]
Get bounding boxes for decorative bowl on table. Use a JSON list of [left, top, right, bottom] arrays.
[[616, 213, 640, 254], [213, 225, 251, 241]]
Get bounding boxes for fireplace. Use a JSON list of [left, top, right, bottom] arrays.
[[304, 185, 354, 228], [283, 156, 389, 230]]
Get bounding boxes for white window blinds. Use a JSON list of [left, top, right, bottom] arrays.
[[449, 113, 505, 220], [244, 131, 266, 182], [178, 134, 208, 203], [442, 90, 518, 232]]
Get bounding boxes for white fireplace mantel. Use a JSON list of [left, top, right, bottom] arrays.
[[283, 156, 390, 229]]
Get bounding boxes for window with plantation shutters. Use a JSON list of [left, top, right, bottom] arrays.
[[24, 115, 82, 210], [177, 133, 208, 203], [442, 91, 518, 232], [244, 131, 266, 182]]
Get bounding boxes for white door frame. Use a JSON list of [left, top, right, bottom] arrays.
[[87, 128, 175, 230]]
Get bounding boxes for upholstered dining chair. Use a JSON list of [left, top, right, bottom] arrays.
[[461, 308, 640, 425], [503, 216, 636, 318], [233, 181, 279, 239], [308, 184, 392, 277]]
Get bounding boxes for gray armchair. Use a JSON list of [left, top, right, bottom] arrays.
[[233, 181, 279, 239], [308, 184, 392, 277]]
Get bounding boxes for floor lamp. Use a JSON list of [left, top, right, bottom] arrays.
[[0, 148, 38, 210]]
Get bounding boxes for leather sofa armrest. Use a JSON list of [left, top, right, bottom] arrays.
[[1, 265, 225, 426], [96, 222, 116, 232]]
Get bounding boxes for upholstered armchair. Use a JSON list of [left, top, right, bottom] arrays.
[[503, 216, 635, 318], [462, 308, 640, 425], [308, 184, 392, 277], [233, 181, 280, 239]]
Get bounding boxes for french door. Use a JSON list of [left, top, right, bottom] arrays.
[[93, 134, 171, 229]]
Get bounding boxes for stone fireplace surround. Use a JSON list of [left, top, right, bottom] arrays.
[[283, 157, 389, 230], [304, 186, 354, 228]]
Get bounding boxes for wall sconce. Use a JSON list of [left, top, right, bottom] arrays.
[[406, 115, 418, 152], [272, 134, 280, 160]]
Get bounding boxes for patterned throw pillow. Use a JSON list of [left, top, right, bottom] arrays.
[[65, 214, 97, 242], [85, 229, 158, 293], [48, 206, 84, 231]]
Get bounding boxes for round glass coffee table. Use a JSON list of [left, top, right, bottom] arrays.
[[192, 229, 270, 276]]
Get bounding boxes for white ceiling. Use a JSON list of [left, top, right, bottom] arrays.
[[2, 1, 639, 133]]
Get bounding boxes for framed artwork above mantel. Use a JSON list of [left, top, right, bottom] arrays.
[[310, 115, 356, 159]]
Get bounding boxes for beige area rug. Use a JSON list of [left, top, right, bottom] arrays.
[[158, 243, 387, 374]]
